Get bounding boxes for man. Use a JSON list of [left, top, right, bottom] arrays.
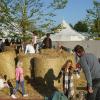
[[73, 45, 100, 100], [42, 33, 52, 49]]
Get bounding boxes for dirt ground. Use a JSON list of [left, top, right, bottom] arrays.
[[0, 71, 87, 100], [0, 78, 44, 100]]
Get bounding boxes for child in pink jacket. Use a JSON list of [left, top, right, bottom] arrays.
[[11, 61, 28, 99]]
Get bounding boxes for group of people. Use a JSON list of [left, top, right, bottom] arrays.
[[73, 45, 100, 100], [1, 32, 100, 100], [57, 45, 100, 100], [20, 44, 100, 100], [0, 32, 53, 54], [0, 38, 22, 53], [25, 32, 52, 54], [10, 45, 100, 100]]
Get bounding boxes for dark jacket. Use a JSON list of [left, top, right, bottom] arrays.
[[42, 37, 52, 49]]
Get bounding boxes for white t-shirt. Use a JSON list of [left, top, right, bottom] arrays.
[[25, 44, 35, 54], [0, 79, 5, 90]]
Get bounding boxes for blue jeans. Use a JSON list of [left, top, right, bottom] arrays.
[[87, 78, 100, 100], [14, 80, 25, 95]]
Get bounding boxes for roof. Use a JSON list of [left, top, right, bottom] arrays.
[[50, 20, 86, 41]]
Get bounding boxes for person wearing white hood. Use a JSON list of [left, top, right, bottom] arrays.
[[25, 40, 35, 54]]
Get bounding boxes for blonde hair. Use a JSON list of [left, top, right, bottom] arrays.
[[17, 61, 23, 67]]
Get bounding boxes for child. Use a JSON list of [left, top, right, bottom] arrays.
[[74, 63, 81, 79], [0, 74, 9, 90], [11, 61, 28, 99], [25, 40, 35, 54], [57, 60, 75, 100]]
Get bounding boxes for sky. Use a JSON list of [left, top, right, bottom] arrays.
[[50, 0, 98, 26]]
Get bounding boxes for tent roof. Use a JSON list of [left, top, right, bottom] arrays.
[[50, 20, 85, 41]]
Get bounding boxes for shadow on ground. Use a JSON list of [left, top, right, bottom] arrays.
[[24, 58, 58, 97]]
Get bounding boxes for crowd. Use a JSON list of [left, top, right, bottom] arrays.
[[0, 32, 53, 54], [0, 32, 100, 100]]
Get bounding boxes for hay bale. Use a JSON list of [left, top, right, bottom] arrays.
[[6, 50, 16, 59], [34, 56, 65, 78], [17, 49, 76, 80], [40, 48, 69, 57], [34, 53, 75, 91], [4, 46, 15, 51], [40, 49, 57, 55], [0, 51, 16, 79], [40, 49, 76, 68]]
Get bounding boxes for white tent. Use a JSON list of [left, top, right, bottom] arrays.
[[50, 20, 86, 41]]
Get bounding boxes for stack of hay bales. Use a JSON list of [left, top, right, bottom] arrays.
[[40, 48, 68, 57], [34, 56, 64, 89], [40, 49, 76, 66], [0, 51, 16, 79], [16, 49, 83, 97], [34, 49, 76, 91], [18, 49, 86, 97], [17, 49, 75, 81], [15, 49, 76, 94]]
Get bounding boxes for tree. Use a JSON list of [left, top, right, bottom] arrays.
[[0, 0, 13, 24], [74, 21, 88, 32], [86, 0, 100, 36], [51, 0, 68, 9], [0, 0, 68, 38], [0, 0, 21, 37]]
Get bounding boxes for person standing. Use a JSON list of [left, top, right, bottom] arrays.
[[57, 60, 75, 99], [42, 33, 52, 49], [11, 61, 28, 99], [16, 38, 22, 54], [73, 45, 100, 100]]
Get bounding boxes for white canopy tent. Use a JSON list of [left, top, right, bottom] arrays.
[[50, 20, 86, 41]]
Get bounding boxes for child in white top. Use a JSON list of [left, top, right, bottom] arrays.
[[25, 40, 35, 54], [0, 75, 9, 90]]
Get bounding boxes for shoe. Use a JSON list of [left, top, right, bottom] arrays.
[[11, 94, 17, 99], [23, 94, 28, 97]]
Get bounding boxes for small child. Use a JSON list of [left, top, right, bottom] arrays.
[[57, 60, 75, 100], [11, 61, 28, 99], [74, 63, 81, 79], [25, 40, 35, 54], [0, 74, 9, 90]]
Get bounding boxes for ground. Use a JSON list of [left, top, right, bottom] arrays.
[[0, 71, 87, 100], [0, 79, 43, 100]]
